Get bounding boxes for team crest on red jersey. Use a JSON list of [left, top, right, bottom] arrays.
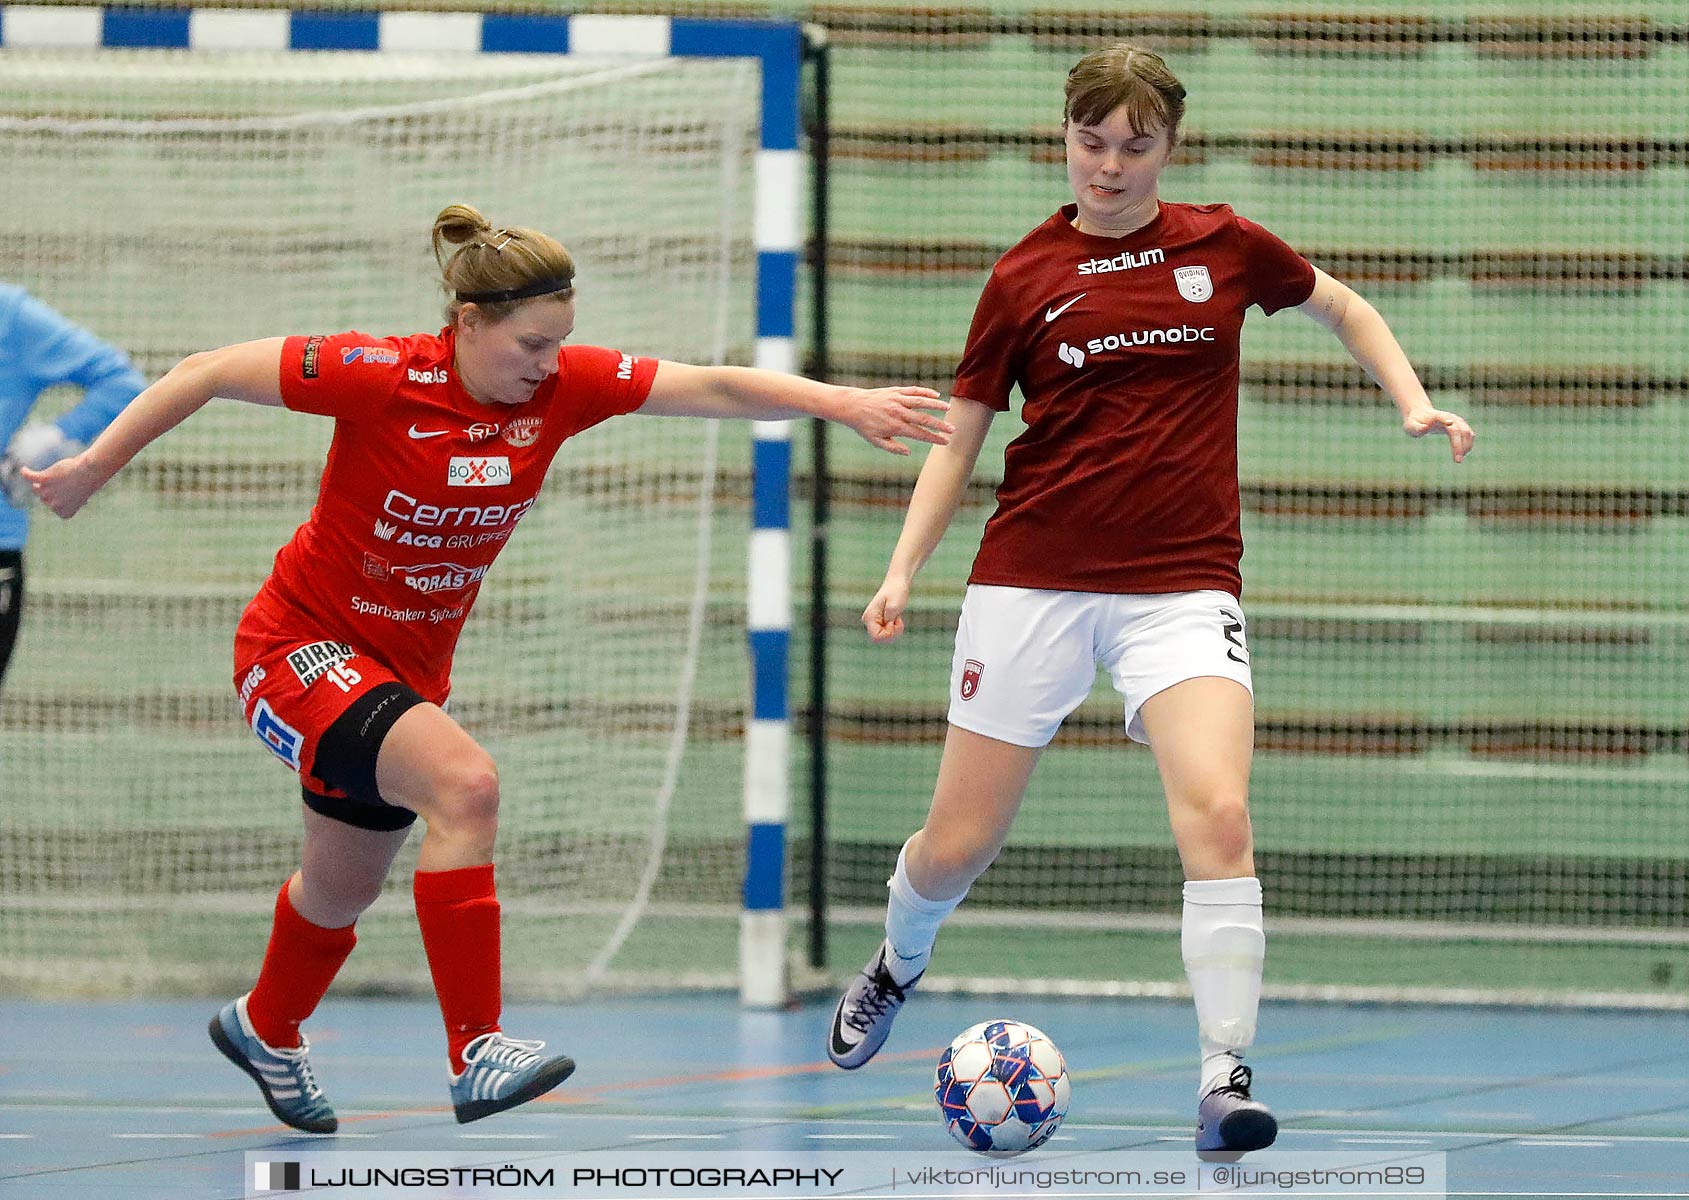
[[1174, 265, 1213, 303], [960, 659, 985, 701], [466, 422, 501, 443], [502, 416, 543, 447]]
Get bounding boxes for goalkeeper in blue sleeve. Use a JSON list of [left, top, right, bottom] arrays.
[[0, 283, 147, 688]]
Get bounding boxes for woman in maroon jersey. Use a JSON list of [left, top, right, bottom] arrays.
[[24, 202, 952, 1132], [824, 45, 1473, 1157]]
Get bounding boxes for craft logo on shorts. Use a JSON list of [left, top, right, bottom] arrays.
[[408, 367, 448, 385], [286, 640, 355, 687], [1174, 265, 1213, 303], [341, 345, 399, 366], [502, 415, 543, 447], [960, 658, 985, 701], [466, 421, 501, 443], [447, 456, 512, 487], [300, 335, 324, 380]]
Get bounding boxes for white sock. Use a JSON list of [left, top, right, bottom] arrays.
[[1181, 876, 1265, 1097], [883, 842, 965, 985]]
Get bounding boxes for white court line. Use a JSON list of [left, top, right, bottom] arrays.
[[1520, 1139, 1616, 1148], [113, 1133, 201, 1139], [1339, 1137, 1435, 1146], [628, 1134, 723, 1141], [0, 1134, 34, 1139], [807, 1134, 897, 1140], [460, 1133, 552, 1140]]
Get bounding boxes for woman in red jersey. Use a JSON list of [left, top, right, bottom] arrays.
[[824, 45, 1473, 1157], [24, 202, 952, 1131]]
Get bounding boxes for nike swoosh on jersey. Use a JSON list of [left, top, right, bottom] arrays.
[[407, 425, 450, 439], [1044, 293, 1086, 322]]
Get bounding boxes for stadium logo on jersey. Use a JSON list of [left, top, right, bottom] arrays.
[[342, 345, 399, 366], [447, 456, 513, 487], [301, 335, 324, 380], [1056, 342, 1086, 369], [616, 352, 636, 381], [287, 640, 356, 688], [1174, 265, 1213, 303], [960, 659, 985, 701], [467, 421, 501, 443], [1085, 325, 1216, 354], [373, 519, 397, 540], [408, 368, 448, 385], [502, 416, 543, 447], [1077, 247, 1164, 276], [394, 561, 491, 595]]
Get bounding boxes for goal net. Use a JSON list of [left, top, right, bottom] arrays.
[[0, 46, 760, 996]]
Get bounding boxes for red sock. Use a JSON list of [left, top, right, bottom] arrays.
[[245, 880, 358, 1050], [414, 864, 502, 1073]]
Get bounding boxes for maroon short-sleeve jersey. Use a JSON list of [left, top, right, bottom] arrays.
[[236, 328, 657, 700], [952, 202, 1315, 596]]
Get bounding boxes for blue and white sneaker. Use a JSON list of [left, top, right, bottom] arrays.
[[1195, 1063, 1278, 1160], [826, 943, 921, 1069], [208, 994, 337, 1134], [449, 1032, 576, 1124]]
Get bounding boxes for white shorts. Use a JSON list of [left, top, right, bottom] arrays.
[[946, 586, 1253, 747]]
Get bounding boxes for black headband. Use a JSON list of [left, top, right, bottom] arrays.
[[455, 276, 574, 305]]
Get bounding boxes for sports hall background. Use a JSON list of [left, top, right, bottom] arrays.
[[2, 0, 1684, 1010]]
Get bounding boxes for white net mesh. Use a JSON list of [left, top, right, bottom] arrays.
[[0, 47, 761, 996]]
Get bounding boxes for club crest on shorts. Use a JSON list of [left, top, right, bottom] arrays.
[[1174, 265, 1213, 303], [960, 659, 985, 701]]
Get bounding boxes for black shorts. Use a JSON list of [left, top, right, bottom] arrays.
[[301, 680, 424, 831], [0, 549, 22, 690]]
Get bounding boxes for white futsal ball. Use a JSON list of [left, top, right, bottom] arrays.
[[934, 1019, 1071, 1153]]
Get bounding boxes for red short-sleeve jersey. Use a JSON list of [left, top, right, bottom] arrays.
[[952, 202, 1315, 597], [235, 328, 658, 700]]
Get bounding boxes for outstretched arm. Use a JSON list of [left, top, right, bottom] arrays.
[[637, 361, 953, 456], [1297, 267, 1474, 463], [862, 395, 996, 643], [0, 294, 150, 506], [22, 337, 286, 519]]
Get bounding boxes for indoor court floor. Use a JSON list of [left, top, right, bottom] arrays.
[[3, 993, 1687, 1198]]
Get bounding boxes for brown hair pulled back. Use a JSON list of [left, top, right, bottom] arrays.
[[431, 203, 575, 324]]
